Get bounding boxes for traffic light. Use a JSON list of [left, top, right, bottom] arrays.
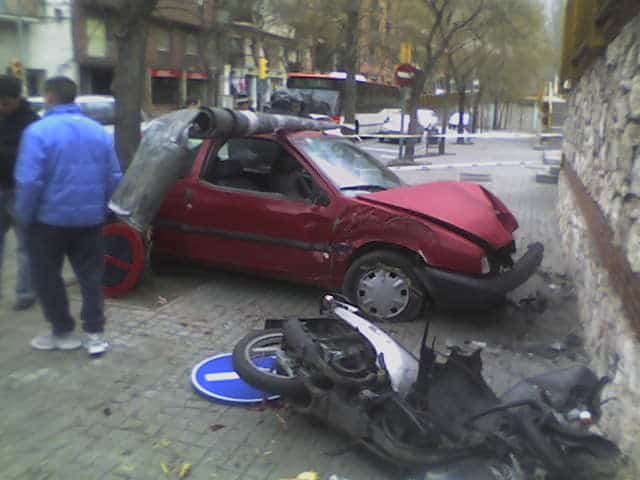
[[10, 59, 23, 78], [399, 42, 412, 64], [258, 57, 269, 80]]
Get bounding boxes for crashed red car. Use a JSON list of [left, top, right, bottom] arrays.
[[106, 110, 542, 322]]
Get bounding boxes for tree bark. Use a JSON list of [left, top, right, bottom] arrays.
[[402, 69, 427, 161], [112, 0, 158, 170], [343, 0, 359, 125], [456, 86, 466, 144], [492, 95, 500, 130]]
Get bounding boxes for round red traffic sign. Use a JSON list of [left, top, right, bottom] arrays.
[[103, 222, 146, 298], [395, 63, 418, 87]]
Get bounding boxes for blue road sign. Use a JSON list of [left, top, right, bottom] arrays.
[[191, 353, 280, 405]]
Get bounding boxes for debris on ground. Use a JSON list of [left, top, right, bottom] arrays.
[[279, 472, 320, 480], [157, 295, 168, 305], [160, 463, 192, 478], [515, 292, 548, 313], [208, 424, 225, 432]]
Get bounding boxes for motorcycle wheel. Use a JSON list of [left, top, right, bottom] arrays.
[[233, 329, 309, 400]]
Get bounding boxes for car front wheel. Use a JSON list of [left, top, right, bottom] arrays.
[[342, 250, 426, 322]]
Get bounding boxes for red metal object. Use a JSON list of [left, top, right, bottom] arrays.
[[150, 131, 520, 290], [186, 71, 208, 80], [150, 69, 182, 78], [103, 223, 145, 297], [394, 64, 418, 87]]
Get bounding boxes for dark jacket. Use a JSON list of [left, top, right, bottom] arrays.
[[0, 99, 39, 188]]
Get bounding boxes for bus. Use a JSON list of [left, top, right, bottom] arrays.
[[286, 72, 401, 133]]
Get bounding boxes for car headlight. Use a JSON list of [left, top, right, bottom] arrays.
[[481, 256, 491, 274]]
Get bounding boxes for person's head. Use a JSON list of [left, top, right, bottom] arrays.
[[0, 75, 22, 117], [184, 97, 200, 109], [44, 76, 77, 107]]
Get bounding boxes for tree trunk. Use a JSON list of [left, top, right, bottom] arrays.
[[456, 86, 466, 144], [402, 69, 427, 162], [492, 95, 500, 130], [472, 87, 481, 133], [343, 0, 359, 125], [113, 0, 158, 170], [438, 75, 452, 155]]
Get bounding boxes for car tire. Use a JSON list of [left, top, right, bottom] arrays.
[[342, 250, 426, 322], [232, 329, 309, 400]]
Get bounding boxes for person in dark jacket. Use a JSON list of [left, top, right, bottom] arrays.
[[0, 75, 38, 310], [15, 76, 122, 355]]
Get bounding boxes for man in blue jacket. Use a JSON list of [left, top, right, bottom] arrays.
[[15, 76, 122, 355]]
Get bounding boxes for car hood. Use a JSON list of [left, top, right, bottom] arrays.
[[358, 181, 514, 249]]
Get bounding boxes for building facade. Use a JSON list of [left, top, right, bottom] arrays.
[[1, 0, 76, 95]]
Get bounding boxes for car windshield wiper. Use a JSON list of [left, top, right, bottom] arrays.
[[340, 184, 387, 192]]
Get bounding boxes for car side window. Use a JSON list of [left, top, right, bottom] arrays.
[[201, 138, 317, 201]]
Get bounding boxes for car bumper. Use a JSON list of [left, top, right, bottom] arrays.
[[414, 242, 544, 309]]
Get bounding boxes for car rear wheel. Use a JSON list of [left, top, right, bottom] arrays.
[[343, 250, 425, 322]]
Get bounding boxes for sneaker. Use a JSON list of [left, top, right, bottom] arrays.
[[13, 297, 36, 311], [31, 333, 82, 351], [84, 333, 109, 356]]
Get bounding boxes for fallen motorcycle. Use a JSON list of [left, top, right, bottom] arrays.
[[232, 295, 621, 479]]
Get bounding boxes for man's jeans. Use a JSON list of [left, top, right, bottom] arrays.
[[0, 188, 34, 302], [27, 223, 105, 335]]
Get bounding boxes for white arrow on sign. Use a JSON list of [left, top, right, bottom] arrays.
[[205, 366, 273, 382]]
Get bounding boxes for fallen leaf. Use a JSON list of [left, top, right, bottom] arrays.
[[179, 463, 191, 478], [154, 438, 172, 448], [160, 463, 171, 474], [208, 424, 225, 432]]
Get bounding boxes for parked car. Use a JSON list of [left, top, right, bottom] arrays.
[[130, 127, 543, 322], [378, 108, 439, 143], [28, 95, 151, 134]]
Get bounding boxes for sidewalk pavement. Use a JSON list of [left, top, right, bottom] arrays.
[[0, 136, 608, 480]]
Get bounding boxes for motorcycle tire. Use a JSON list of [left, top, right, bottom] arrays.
[[232, 329, 309, 401]]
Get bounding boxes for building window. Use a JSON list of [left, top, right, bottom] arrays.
[[156, 28, 171, 53], [86, 16, 107, 57], [186, 33, 198, 56], [152, 77, 180, 105]]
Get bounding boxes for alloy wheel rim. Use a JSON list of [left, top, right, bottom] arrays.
[[356, 265, 410, 319]]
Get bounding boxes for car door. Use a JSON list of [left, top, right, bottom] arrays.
[[152, 138, 205, 258], [181, 136, 337, 284]]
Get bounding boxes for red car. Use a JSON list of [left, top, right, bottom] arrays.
[[108, 127, 537, 322]]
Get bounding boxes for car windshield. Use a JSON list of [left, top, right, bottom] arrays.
[[293, 136, 404, 193]]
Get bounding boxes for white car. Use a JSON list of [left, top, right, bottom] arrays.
[[28, 95, 151, 134]]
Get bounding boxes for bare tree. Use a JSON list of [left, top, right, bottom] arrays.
[[111, 0, 160, 170], [402, 0, 484, 161]]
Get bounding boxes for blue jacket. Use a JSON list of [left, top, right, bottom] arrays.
[[15, 103, 122, 226]]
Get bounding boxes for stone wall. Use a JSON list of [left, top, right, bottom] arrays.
[[558, 14, 640, 457]]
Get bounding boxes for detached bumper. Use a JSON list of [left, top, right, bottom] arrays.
[[415, 242, 544, 310]]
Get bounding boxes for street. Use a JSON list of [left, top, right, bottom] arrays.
[[0, 136, 587, 480]]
